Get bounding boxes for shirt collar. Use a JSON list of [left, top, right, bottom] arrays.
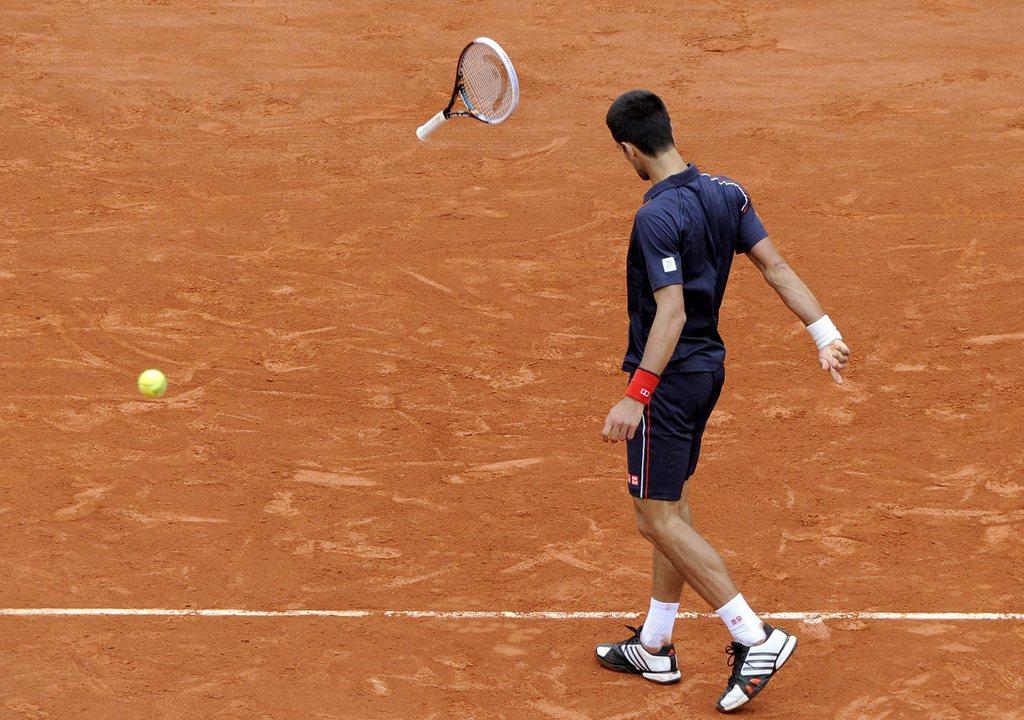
[[643, 164, 699, 204]]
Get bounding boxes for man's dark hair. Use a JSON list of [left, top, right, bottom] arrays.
[[605, 90, 675, 156]]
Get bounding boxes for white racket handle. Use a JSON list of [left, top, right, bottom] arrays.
[[416, 111, 448, 141]]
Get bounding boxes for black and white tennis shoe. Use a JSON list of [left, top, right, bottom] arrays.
[[716, 623, 798, 713], [594, 625, 681, 684]]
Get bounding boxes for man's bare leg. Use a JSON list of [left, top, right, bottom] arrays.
[[651, 548, 683, 601], [634, 495, 740, 609], [650, 483, 692, 602], [640, 486, 692, 651]]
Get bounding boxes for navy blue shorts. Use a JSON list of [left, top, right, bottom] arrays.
[[626, 366, 725, 501]]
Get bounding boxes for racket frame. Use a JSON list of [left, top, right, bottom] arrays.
[[417, 36, 519, 140], [447, 36, 519, 124]]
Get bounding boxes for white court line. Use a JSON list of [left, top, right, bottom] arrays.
[[0, 609, 1022, 623]]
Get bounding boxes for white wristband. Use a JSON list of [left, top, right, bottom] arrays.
[[806, 314, 842, 350]]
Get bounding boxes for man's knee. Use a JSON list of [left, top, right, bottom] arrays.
[[634, 501, 676, 545], [635, 513, 658, 543]]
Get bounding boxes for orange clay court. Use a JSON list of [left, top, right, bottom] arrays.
[[1, 1, 1023, 718]]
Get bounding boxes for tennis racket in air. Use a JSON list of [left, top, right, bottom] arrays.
[[416, 37, 520, 141]]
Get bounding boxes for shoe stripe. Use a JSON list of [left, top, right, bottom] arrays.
[[622, 644, 636, 669], [623, 644, 637, 669], [630, 645, 651, 672], [625, 645, 640, 670], [630, 644, 652, 672]]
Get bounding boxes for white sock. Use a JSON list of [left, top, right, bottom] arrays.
[[640, 597, 679, 650], [715, 593, 767, 646]]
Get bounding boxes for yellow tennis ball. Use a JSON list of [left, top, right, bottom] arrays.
[[137, 368, 167, 398]]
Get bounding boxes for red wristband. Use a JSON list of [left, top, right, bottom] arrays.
[[626, 368, 660, 405]]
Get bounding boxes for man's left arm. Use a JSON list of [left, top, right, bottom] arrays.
[[601, 284, 685, 443]]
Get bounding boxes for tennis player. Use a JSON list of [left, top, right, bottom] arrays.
[[593, 90, 850, 713]]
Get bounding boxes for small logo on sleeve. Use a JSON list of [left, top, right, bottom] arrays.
[[661, 257, 677, 273], [628, 474, 640, 487]]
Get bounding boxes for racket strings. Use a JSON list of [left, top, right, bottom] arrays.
[[458, 43, 515, 122]]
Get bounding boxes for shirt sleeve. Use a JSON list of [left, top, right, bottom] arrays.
[[735, 186, 768, 254], [633, 208, 683, 291]]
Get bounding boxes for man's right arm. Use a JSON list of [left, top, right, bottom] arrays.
[[746, 236, 851, 384]]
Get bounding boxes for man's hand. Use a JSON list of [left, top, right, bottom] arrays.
[[602, 397, 645, 443], [819, 339, 851, 384]]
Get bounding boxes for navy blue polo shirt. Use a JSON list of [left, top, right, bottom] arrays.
[[623, 164, 768, 374]]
